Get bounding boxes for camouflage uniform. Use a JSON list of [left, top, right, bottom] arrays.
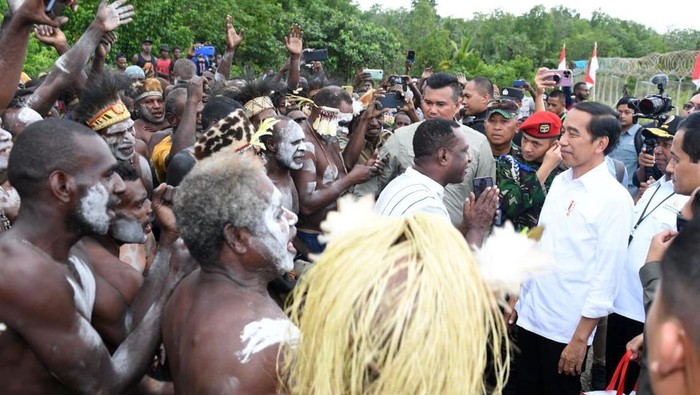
[[496, 148, 563, 231]]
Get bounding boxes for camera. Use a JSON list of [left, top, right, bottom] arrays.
[[388, 75, 403, 86], [628, 74, 673, 121]]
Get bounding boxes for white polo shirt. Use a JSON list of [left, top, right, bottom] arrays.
[[375, 167, 450, 220], [516, 161, 634, 345], [613, 176, 687, 322]]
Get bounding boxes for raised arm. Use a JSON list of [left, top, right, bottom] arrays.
[[0, 0, 76, 110], [215, 15, 244, 82], [169, 77, 204, 160], [284, 23, 303, 89], [26, 0, 134, 115]]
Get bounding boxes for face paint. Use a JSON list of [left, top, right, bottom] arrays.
[[104, 119, 136, 161], [138, 101, 165, 124], [0, 127, 13, 171], [109, 214, 147, 244], [250, 188, 297, 274], [337, 112, 353, 140], [276, 121, 306, 170], [77, 183, 111, 235]]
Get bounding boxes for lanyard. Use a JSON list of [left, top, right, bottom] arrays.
[[628, 183, 675, 244]]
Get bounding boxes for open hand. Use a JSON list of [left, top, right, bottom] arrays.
[[33, 24, 67, 48], [285, 23, 303, 57], [95, 0, 134, 32], [225, 14, 244, 51]]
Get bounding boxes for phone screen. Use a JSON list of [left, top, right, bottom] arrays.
[[472, 177, 494, 200], [377, 93, 405, 110], [407, 50, 416, 64]]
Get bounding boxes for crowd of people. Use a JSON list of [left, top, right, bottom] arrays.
[[2, 1, 700, 394]]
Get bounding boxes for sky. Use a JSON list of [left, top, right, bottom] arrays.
[[355, 0, 695, 34]]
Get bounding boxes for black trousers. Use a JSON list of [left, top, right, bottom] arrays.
[[606, 313, 644, 393], [515, 327, 588, 395]]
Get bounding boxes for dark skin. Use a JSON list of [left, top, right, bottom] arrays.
[[134, 96, 169, 146], [0, 133, 193, 394], [0, 0, 78, 111], [291, 99, 376, 232], [264, 119, 302, 214], [162, 175, 297, 394], [25, 0, 134, 117]]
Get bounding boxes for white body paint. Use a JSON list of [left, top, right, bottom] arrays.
[[79, 184, 111, 235], [16, 107, 42, 126], [276, 122, 306, 170], [0, 322, 6, 333], [235, 318, 300, 364], [251, 188, 296, 273]]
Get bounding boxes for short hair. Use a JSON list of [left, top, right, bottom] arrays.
[[471, 76, 494, 100], [201, 96, 242, 131], [173, 58, 195, 81], [173, 46, 182, 52], [8, 119, 99, 198], [679, 112, 700, 162], [548, 89, 566, 102], [571, 102, 621, 155], [174, 150, 267, 265], [616, 96, 636, 108], [116, 53, 127, 60], [164, 87, 187, 116], [413, 119, 460, 160], [659, 214, 700, 352], [115, 161, 140, 182], [313, 86, 352, 109], [424, 73, 462, 102], [574, 82, 587, 91]]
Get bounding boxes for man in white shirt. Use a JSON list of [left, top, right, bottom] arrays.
[[512, 102, 634, 394], [376, 119, 498, 244], [379, 73, 496, 238], [607, 121, 688, 393]]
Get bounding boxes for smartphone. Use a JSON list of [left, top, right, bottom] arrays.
[[472, 176, 494, 200], [45, 0, 65, 17], [388, 75, 403, 86], [363, 68, 384, 81], [547, 69, 574, 87], [406, 50, 416, 65], [303, 48, 328, 62], [513, 79, 527, 87], [194, 45, 216, 57], [377, 92, 405, 110]]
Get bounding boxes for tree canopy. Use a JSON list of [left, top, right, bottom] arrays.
[[4, 0, 699, 88]]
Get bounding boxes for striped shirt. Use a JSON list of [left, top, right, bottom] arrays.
[[375, 167, 450, 219]]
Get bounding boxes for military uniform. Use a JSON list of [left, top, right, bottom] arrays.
[[497, 150, 563, 231], [495, 110, 565, 231]]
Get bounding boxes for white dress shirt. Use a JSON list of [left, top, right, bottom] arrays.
[[375, 167, 450, 220], [614, 176, 687, 322], [516, 161, 634, 345]]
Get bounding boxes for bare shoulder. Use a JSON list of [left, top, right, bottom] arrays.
[[0, 239, 76, 327]]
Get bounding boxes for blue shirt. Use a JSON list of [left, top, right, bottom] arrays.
[[610, 124, 641, 196]]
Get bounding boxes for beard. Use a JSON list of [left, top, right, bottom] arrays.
[[109, 215, 147, 244], [68, 184, 111, 236]]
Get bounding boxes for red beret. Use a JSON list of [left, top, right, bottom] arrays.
[[520, 111, 561, 138]]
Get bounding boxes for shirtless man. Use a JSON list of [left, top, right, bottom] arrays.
[[78, 162, 155, 349], [262, 115, 306, 213], [128, 78, 169, 146], [0, 124, 17, 232], [72, 71, 154, 193], [163, 149, 300, 393], [0, 118, 192, 394], [292, 86, 376, 255]]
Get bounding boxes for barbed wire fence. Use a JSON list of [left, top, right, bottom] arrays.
[[576, 50, 699, 113]]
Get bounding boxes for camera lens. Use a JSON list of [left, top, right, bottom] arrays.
[[564, 71, 571, 78], [552, 75, 561, 83]]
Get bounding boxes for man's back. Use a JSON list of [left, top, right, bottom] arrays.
[[380, 121, 496, 225], [162, 269, 298, 394]]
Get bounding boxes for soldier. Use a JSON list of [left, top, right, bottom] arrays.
[[497, 111, 563, 230]]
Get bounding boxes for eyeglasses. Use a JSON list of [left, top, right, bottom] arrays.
[[486, 99, 519, 113]]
